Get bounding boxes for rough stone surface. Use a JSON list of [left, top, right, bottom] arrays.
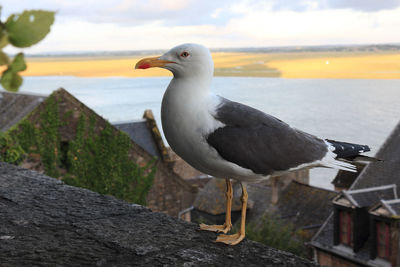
[[0, 162, 318, 266]]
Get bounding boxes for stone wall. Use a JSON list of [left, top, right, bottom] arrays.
[[146, 161, 197, 217], [0, 162, 318, 266]]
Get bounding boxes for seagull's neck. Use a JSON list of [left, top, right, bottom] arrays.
[[168, 75, 212, 99], [161, 73, 221, 159], [162, 74, 215, 127]]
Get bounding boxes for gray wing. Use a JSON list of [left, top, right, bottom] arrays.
[[206, 98, 328, 176]]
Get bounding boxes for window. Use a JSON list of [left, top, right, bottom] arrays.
[[376, 221, 391, 260], [339, 210, 353, 246]]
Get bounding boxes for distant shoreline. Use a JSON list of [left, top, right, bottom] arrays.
[[17, 50, 400, 79], [21, 43, 400, 58]]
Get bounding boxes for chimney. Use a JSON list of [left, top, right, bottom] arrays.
[[271, 176, 279, 204]]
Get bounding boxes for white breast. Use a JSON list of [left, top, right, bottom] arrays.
[[161, 78, 265, 182]]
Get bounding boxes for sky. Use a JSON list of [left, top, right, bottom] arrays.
[[2, 0, 400, 54]]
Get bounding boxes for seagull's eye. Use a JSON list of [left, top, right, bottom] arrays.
[[180, 51, 190, 58]]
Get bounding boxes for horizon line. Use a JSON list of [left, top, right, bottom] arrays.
[[13, 42, 400, 58]]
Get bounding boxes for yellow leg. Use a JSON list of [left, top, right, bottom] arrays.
[[216, 182, 247, 245], [199, 178, 232, 234]]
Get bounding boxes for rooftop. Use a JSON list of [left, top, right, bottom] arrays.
[[114, 119, 161, 158], [336, 184, 398, 208], [273, 181, 338, 231], [331, 163, 365, 190], [351, 119, 400, 194], [0, 91, 45, 132]]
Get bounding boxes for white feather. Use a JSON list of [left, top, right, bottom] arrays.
[[320, 141, 357, 172]]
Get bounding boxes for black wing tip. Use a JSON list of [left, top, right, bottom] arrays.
[[361, 144, 371, 153], [325, 139, 371, 159], [326, 139, 370, 150]]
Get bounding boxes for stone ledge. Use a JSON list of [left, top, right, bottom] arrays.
[[0, 162, 318, 266]]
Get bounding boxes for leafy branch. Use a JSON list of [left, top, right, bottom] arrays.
[[0, 6, 55, 92]]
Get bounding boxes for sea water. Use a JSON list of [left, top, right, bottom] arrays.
[[17, 76, 400, 189]]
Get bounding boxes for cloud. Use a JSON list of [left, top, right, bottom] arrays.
[[2, 0, 399, 28], [0, 0, 235, 26], [1, 0, 400, 54], [234, 0, 400, 12], [265, 0, 320, 12], [263, 0, 400, 12], [322, 0, 400, 12], [224, 5, 400, 46]]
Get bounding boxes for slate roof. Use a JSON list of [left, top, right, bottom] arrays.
[[312, 119, 400, 265], [331, 163, 365, 190], [341, 184, 397, 208], [274, 181, 338, 231], [0, 91, 45, 131], [114, 119, 161, 158], [313, 214, 334, 250], [351, 119, 400, 194]]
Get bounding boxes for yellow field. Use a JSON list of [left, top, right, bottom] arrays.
[[19, 51, 400, 79]]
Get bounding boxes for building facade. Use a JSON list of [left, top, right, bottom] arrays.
[[312, 120, 400, 267]]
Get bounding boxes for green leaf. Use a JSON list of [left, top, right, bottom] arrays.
[[0, 25, 8, 49], [0, 25, 9, 48], [5, 10, 55, 48], [0, 33, 8, 49], [1, 69, 23, 92], [0, 51, 9, 66], [10, 53, 26, 72], [0, 53, 26, 91]]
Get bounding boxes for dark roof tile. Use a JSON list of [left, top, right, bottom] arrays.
[[275, 181, 338, 230], [0, 91, 45, 131], [114, 120, 161, 158], [331, 163, 365, 189], [351, 120, 400, 193], [343, 185, 397, 208], [312, 213, 334, 249]]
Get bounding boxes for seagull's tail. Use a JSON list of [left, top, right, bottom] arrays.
[[323, 139, 381, 172]]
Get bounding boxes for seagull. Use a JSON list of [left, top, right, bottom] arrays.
[[135, 43, 372, 245]]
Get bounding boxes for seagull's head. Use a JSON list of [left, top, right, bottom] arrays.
[[135, 43, 214, 79]]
